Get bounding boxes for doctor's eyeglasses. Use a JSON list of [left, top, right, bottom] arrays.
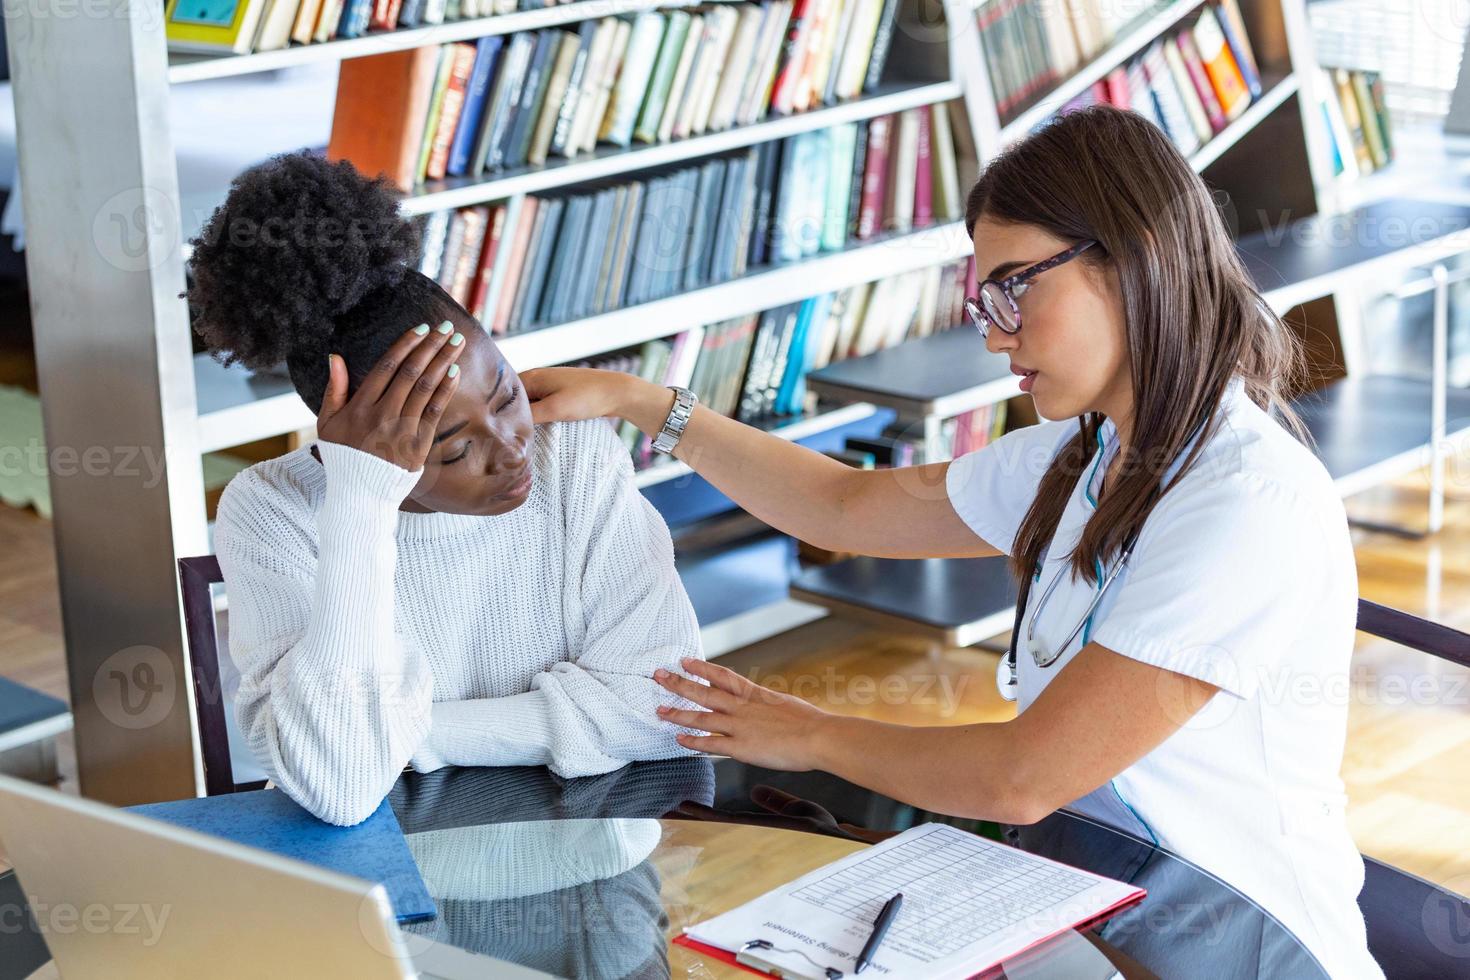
[[965, 239, 1099, 339]]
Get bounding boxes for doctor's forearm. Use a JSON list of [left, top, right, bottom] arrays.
[[617, 379, 991, 558], [618, 380, 871, 553], [811, 715, 1050, 825]]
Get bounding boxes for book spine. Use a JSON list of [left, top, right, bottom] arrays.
[[912, 106, 932, 229], [551, 22, 598, 157], [857, 114, 890, 239], [427, 44, 477, 182], [447, 36, 500, 177], [1191, 8, 1250, 121], [1174, 29, 1228, 133], [1215, 0, 1261, 95], [469, 203, 507, 322], [862, 0, 901, 92]]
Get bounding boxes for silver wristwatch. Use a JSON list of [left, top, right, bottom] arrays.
[[651, 386, 698, 455]]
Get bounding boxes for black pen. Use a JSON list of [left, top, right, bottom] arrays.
[[854, 892, 903, 975]]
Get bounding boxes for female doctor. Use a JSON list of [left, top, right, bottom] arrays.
[[522, 106, 1380, 979]]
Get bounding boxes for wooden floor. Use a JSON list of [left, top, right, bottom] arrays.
[[2, 452, 1468, 896]]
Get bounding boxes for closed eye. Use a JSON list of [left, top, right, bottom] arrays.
[[443, 443, 470, 465], [497, 384, 521, 414]]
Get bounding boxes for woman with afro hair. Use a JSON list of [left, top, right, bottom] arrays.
[[187, 151, 704, 826]]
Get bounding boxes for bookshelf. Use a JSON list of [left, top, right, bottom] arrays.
[[5, 0, 992, 798]]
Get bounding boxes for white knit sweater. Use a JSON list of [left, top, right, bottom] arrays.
[[214, 419, 704, 826]]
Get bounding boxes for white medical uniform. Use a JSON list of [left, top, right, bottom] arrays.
[[946, 378, 1382, 980]]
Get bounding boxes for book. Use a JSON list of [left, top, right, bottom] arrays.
[[1318, 68, 1358, 180], [329, 45, 444, 192], [929, 103, 964, 221], [368, 0, 401, 32], [579, 19, 631, 154], [862, 0, 901, 92], [449, 206, 488, 306], [503, 30, 559, 171], [426, 43, 478, 182], [166, 0, 268, 53], [468, 202, 509, 321], [492, 196, 539, 334], [1174, 29, 1228, 134], [313, 0, 344, 41], [887, 107, 918, 234], [913, 106, 933, 228], [473, 32, 534, 175], [660, 13, 706, 142], [1215, 0, 1261, 96], [447, 35, 503, 178], [1191, 7, 1250, 121], [414, 47, 457, 185], [1161, 36, 1213, 145], [603, 11, 667, 147], [822, 123, 859, 249], [551, 22, 599, 157], [635, 10, 693, 143], [1349, 69, 1389, 170], [129, 789, 435, 924], [289, 0, 324, 46], [251, 0, 302, 52], [857, 113, 890, 239], [528, 32, 582, 166], [1141, 44, 1198, 155]]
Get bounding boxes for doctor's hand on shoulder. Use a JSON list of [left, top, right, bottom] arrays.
[[522, 366, 673, 428]]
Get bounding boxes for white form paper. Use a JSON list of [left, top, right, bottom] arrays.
[[682, 822, 1144, 980]]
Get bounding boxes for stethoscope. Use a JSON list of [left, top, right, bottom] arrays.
[[995, 529, 1140, 702], [993, 408, 1217, 701]]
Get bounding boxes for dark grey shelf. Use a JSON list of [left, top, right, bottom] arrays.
[[804, 327, 1018, 418], [790, 555, 1018, 646], [1238, 198, 1470, 312], [1291, 374, 1470, 495]]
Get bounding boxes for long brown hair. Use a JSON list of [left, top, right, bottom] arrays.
[[965, 105, 1306, 586]]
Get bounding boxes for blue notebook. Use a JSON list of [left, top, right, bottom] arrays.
[[128, 789, 435, 923]]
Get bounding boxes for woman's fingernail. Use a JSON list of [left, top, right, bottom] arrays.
[[653, 668, 668, 680], [447, 364, 459, 379], [436, 321, 453, 334], [656, 705, 668, 714], [450, 332, 464, 347], [413, 323, 430, 335]]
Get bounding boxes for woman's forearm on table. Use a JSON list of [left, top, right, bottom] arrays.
[[810, 715, 1047, 825]]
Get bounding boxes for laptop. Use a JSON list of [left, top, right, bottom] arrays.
[[0, 774, 548, 979]]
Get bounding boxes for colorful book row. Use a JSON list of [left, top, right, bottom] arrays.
[[409, 105, 964, 335], [1052, 2, 1263, 160], [1318, 68, 1393, 181], [327, 0, 903, 189], [981, 0, 1259, 131]]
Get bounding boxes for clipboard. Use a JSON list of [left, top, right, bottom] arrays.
[[672, 823, 1147, 980]]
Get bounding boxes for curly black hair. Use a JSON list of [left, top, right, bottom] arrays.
[[184, 151, 467, 414]]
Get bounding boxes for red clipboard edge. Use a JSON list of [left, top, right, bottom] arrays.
[[672, 934, 775, 978], [672, 887, 1147, 980]]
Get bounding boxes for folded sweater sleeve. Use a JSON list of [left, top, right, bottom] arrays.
[[215, 440, 434, 827], [408, 421, 705, 778]]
